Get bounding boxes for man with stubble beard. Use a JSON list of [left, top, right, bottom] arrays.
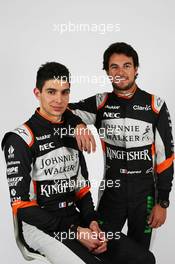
[[69, 42, 174, 252]]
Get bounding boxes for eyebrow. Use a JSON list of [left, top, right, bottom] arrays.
[[110, 62, 132, 67], [46, 88, 57, 91], [46, 87, 70, 92]]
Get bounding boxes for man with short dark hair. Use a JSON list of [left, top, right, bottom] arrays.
[[69, 42, 174, 250], [2, 62, 156, 264]]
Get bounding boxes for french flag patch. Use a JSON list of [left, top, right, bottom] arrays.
[[59, 202, 66, 208]]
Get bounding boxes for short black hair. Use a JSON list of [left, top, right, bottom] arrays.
[[103, 42, 139, 71], [36, 62, 70, 91]]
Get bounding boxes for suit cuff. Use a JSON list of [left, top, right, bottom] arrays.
[[158, 190, 170, 202]]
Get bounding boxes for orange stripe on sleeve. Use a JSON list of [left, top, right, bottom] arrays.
[[76, 186, 90, 200], [156, 154, 174, 174], [23, 124, 35, 147], [151, 95, 159, 114], [97, 95, 108, 110], [12, 200, 38, 215], [151, 144, 155, 156]]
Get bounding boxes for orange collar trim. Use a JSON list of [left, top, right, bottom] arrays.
[[37, 109, 64, 124]]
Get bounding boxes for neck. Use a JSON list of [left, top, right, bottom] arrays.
[[114, 84, 137, 98], [39, 108, 62, 123]]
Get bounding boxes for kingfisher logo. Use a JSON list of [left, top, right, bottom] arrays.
[[40, 182, 75, 197], [107, 147, 151, 161], [8, 146, 15, 159]]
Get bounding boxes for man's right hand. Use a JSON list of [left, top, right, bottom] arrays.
[[76, 226, 106, 254]]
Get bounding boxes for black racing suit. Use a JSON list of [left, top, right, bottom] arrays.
[[69, 87, 174, 249], [2, 108, 156, 264]]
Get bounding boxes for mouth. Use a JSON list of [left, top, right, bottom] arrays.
[[114, 76, 128, 83], [51, 106, 63, 111]]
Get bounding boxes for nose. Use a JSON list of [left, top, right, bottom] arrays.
[[117, 67, 125, 76], [55, 92, 63, 104]]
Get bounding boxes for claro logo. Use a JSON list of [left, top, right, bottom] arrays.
[[133, 105, 151, 111]]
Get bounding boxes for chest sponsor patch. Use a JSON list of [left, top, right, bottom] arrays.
[[100, 118, 154, 148], [33, 147, 79, 180]]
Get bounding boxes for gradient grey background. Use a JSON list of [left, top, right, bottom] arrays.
[[0, 0, 174, 263]]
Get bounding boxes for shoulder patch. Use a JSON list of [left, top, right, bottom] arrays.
[[96, 93, 108, 110], [13, 124, 34, 147], [151, 95, 164, 114]]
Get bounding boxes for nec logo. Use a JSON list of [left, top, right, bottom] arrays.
[[39, 142, 55, 151], [103, 112, 120, 118]]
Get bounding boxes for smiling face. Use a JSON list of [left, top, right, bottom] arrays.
[[34, 79, 70, 122], [107, 53, 138, 92]]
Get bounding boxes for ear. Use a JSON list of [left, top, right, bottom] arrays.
[[33, 88, 41, 99], [135, 67, 138, 75]]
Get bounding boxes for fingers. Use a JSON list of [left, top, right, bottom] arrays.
[[76, 136, 83, 152], [77, 226, 107, 254], [98, 231, 107, 243], [88, 239, 102, 252], [150, 222, 161, 228], [89, 133, 96, 153], [75, 127, 96, 153], [149, 218, 165, 228], [149, 219, 159, 228], [148, 211, 159, 228], [148, 206, 166, 228], [82, 132, 96, 153], [84, 135, 91, 154], [92, 242, 108, 255], [89, 221, 101, 232], [148, 212, 153, 225], [149, 216, 165, 228]]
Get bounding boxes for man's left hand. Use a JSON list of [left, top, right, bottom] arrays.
[[75, 124, 96, 153], [89, 221, 108, 254], [148, 204, 167, 228]]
